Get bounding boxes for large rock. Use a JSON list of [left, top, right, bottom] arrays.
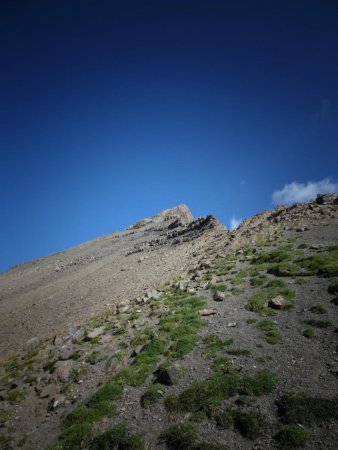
[[268, 295, 287, 310], [213, 291, 225, 302], [54, 360, 73, 383], [155, 367, 181, 386]]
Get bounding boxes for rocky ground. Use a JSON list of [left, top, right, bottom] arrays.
[[0, 195, 337, 450]]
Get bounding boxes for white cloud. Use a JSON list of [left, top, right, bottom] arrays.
[[272, 178, 338, 205], [230, 216, 242, 230]]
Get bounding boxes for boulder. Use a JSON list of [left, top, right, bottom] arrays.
[[40, 383, 60, 399], [155, 367, 181, 386], [87, 327, 105, 340], [54, 360, 73, 383], [213, 291, 225, 302], [268, 295, 287, 310]]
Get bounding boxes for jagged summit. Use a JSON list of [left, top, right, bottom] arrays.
[[127, 204, 193, 230]]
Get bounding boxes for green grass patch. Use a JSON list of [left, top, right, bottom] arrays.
[[297, 249, 338, 277], [251, 246, 292, 265], [277, 392, 338, 425], [256, 320, 282, 345], [246, 318, 257, 324], [160, 423, 198, 449], [274, 424, 309, 449], [233, 411, 266, 440], [241, 369, 276, 396], [245, 284, 295, 314], [89, 424, 144, 450], [209, 283, 226, 292], [141, 383, 164, 408], [304, 319, 331, 328], [226, 349, 251, 356], [309, 304, 327, 314], [7, 389, 25, 403], [328, 278, 338, 294], [302, 328, 315, 338], [250, 275, 267, 286], [203, 335, 234, 358]]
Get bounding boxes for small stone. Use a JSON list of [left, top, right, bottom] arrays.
[[187, 287, 195, 294], [87, 327, 105, 340], [213, 291, 225, 302], [54, 361, 73, 383], [58, 347, 75, 361], [52, 394, 65, 408], [40, 384, 60, 399], [199, 309, 217, 316], [227, 322, 237, 327], [146, 289, 161, 300], [24, 337, 40, 352]]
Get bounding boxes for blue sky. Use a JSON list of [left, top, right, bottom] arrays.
[[1, 0, 338, 272]]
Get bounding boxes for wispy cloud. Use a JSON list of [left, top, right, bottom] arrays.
[[230, 215, 242, 230], [272, 178, 338, 205]]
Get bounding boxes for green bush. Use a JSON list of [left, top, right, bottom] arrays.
[[328, 278, 338, 294], [233, 411, 265, 440], [256, 320, 282, 344], [160, 423, 197, 449], [140, 383, 163, 408], [274, 424, 309, 449], [89, 424, 144, 450]]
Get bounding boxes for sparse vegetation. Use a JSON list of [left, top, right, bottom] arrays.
[[245, 283, 295, 314], [89, 424, 144, 450], [277, 392, 338, 425], [304, 319, 331, 328], [302, 328, 315, 338], [203, 335, 234, 358], [256, 319, 282, 344], [274, 425, 309, 449], [233, 410, 265, 440], [241, 369, 276, 396], [226, 349, 251, 356], [160, 423, 198, 449], [328, 278, 338, 294], [309, 304, 327, 314], [141, 383, 164, 408]]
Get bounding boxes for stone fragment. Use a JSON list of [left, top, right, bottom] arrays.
[[58, 347, 75, 361], [118, 303, 130, 313], [227, 322, 237, 327], [87, 327, 105, 340], [155, 367, 180, 386], [54, 360, 73, 383], [146, 289, 161, 300], [213, 291, 225, 302], [52, 394, 65, 408], [24, 337, 40, 352], [199, 309, 217, 316], [268, 295, 287, 310], [40, 383, 60, 399]]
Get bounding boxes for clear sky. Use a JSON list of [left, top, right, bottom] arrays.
[[1, 0, 338, 272]]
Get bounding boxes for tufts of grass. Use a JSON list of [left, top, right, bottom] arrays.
[[140, 383, 164, 408], [246, 318, 257, 324], [267, 262, 309, 277], [251, 246, 292, 265], [295, 277, 307, 285], [203, 335, 234, 359], [165, 372, 239, 414], [159, 423, 198, 449], [297, 243, 307, 249], [276, 392, 338, 425], [304, 319, 331, 328], [226, 349, 251, 356], [209, 283, 226, 292], [89, 424, 144, 450], [302, 328, 315, 338], [245, 283, 295, 314], [328, 278, 338, 294], [274, 425, 309, 449], [309, 304, 327, 314], [297, 249, 338, 277], [215, 409, 234, 429], [250, 275, 267, 286], [233, 411, 266, 440], [241, 370, 276, 396], [256, 320, 282, 345], [7, 389, 25, 403]]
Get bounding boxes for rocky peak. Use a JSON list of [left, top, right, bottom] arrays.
[[127, 204, 193, 230]]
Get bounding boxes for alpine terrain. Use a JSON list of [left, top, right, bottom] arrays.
[[0, 195, 337, 450]]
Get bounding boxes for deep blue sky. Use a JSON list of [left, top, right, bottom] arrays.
[[1, 0, 338, 272]]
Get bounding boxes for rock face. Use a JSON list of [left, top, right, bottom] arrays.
[[0, 205, 227, 357]]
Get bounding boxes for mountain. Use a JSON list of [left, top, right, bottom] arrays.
[[0, 195, 337, 450]]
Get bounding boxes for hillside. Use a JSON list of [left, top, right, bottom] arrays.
[[0, 195, 337, 450]]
